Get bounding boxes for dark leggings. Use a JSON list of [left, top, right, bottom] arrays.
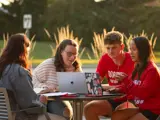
[[141, 109, 159, 120], [108, 99, 123, 110]]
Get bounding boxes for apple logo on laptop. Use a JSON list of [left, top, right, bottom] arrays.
[[71, 81, 74, 85]]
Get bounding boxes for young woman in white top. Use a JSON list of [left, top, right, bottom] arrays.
[[32, 39, 82, 120]]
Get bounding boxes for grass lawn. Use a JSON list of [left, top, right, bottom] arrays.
[[1, 40, 160, 65], [30, 41, 53, 59]]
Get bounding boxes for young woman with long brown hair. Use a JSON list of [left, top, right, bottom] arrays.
[[111, 36, 160, 120], [32, 39, 82, 120], [0, 33, 65, 120]]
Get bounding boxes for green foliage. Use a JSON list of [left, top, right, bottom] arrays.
[[1, 39, 160, 65], [1, 0, 160, 50], [0, 39, 52, 59], [43, 0, 160, 48], [89, 28, 157, 60], [0, 0, 47, 39], [30, 41, 53, 59], [43, 0, 101, 46], [44, 25, 85, 59]]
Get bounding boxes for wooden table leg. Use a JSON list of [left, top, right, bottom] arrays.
[[72, 100, 83, 120]]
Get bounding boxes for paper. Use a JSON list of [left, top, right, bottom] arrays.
[[34, 88, 45, 94], [34, 88, 76, 96], [42, 92, 76, 97]]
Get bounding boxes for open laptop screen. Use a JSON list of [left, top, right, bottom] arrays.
[[57, 72, 103, 96], [85, 73, 103, 96]]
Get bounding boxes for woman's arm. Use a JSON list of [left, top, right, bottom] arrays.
[[32, 59, 58, 90], [123, 69, 160, 100], [11, 65, 44, 109]]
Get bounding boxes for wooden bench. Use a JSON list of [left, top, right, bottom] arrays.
[[0, 87, 51, 120]]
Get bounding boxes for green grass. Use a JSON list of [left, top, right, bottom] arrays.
[[1, 40, 160, 65], [0, 40, 98, 65], [30, 41, 53, 59], [0, 40, 4, 50], [0, 40, 54, 59]]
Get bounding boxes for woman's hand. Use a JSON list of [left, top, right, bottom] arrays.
[[39, 88, 51, 94], [115, 72, 128, 82], [102, 84, 120, 92], [39, 87, 58, 94], [108, 87, 120, 93], [39, 95, 48, 104], [101, 84, 114, 91]]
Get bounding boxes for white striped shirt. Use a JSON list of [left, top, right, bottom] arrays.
[[32, 58, 82, 90]]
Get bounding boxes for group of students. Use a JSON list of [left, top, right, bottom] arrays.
[[0, 35, 78, 120], [84, 31, 160, 120], [0, 30, 160, 120]]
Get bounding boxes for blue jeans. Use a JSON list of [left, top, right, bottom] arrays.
[[47, 100, 73, 120]]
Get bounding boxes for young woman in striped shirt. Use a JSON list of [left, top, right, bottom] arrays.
[[32, 39, 82, 120]]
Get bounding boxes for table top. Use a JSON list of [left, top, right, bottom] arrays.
[[49, 94, 123, 101]]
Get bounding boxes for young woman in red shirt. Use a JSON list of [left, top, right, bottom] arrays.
[[111, 36, 160, 120]]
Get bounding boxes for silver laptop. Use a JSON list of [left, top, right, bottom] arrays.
[[57, 72, 88, 94], [57, 72, 103, 96]]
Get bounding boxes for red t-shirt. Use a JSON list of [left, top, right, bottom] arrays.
[[96, 52, 134, 86], [121, 61, 160, 114]]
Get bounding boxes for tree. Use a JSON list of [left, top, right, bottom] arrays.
[[0, 0, 47, 39], [44, 0, 160, 47]]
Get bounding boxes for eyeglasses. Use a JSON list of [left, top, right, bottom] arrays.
[[64, 50, 78, 57]]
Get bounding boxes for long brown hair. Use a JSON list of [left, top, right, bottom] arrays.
[[131, 36, 155, 80], [0, 33, 30, 76], [54, 39, 81, 72]]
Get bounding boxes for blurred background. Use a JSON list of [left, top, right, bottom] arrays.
[[0, 0, 160, 65]]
